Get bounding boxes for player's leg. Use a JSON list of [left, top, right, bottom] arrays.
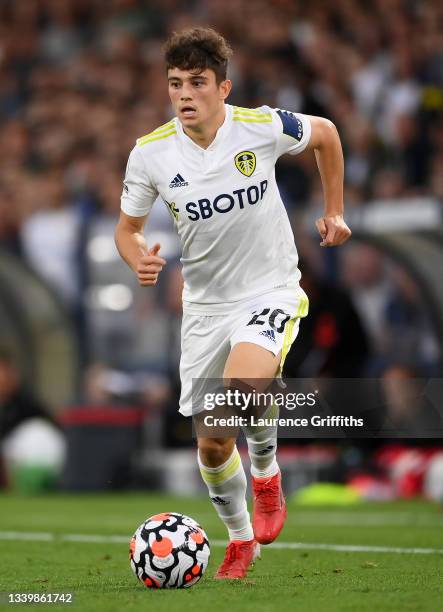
[[197, 436, 253, 542], [208, 340, 283, 550], [225, 290, 308, 544], [179, 313, 258, 578], [224, 342, 281, 480], [223, 341, 287, 544], [197, 435, 259, 578]]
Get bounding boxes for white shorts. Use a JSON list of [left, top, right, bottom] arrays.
[[179, 286, 309, 416]]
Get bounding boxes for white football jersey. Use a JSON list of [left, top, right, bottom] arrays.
[[121, 104, 311, 313]]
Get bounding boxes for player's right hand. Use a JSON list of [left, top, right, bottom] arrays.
[[136, 243, 166, 286]]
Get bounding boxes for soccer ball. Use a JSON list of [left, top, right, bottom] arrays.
[[129, 512, 210, 588]]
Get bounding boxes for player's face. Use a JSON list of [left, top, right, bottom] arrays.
[[168, 68, 231, 129]]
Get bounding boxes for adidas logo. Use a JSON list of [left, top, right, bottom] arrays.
[[169, 173, 188, 188], [255, 445, 275, 456], [210, 496, 230, 506], [259, 329, 276, 343]]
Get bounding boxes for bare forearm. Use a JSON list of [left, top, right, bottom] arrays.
[[313, 121, 344, 217], [115, 211, 165, 285], [308, 116, 351, 246], [115, 225, 148, 273]]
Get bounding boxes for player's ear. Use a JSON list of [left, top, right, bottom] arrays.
[[219, 79, 232, 101]]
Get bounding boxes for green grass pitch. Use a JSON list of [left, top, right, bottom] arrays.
[[0, 493, 442, 611]]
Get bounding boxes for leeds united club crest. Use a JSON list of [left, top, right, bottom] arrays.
[[235, 151, 256, 177]]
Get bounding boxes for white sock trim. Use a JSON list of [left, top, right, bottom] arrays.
[[250, 457, 279, 479]]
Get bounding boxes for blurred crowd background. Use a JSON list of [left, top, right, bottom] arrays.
[[1, 0, 443, 497]]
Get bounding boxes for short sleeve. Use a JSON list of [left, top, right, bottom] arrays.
[[272, 109, 312, 159], [120, 145, 158, 217]]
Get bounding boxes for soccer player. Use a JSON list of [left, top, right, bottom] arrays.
[[115, 27, 351, 579]]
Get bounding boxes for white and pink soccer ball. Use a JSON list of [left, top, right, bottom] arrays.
[[130, 512, 210, 589]]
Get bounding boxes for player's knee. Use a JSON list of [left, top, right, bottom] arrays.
[[198, 437, 235, 468], [224, 375, 275, 397]]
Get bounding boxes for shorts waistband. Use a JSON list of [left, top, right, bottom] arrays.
[[182, 284, 304, 315]]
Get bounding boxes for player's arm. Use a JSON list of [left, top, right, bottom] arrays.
[[306, 116, 351, 247], [115, 211, 166, 287], [117, 144, 165, 286]]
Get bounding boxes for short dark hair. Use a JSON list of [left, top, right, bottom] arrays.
[[164, 27, 232, 83]]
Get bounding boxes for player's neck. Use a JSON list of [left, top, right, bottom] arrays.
[[182, 105, 226, 149]]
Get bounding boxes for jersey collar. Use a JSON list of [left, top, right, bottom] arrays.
[[176, 104, 233, 152]]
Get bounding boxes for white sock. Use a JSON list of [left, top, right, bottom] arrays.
[[198, 447, 254, 541], [244, 403, 279, 479]]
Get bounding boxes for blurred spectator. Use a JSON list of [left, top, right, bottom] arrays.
[[380, 364, 426, 435], [20, 170, 81, 307], [340, 243, 440, 371], [384, 268, 440, 369], [0, 347, 56, 441], [340, 243, 395, 356], [284, 260, 369, 377]]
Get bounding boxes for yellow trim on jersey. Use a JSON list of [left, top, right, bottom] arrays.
[[137, 129, 176, 146], [152, 119, 175, 132], [233, 106, 272, 123], [199, 449, 241, 485], [233, 106, 271, 117], [233, 117, 273, 123], [138, 120, 174, 139], [234, 110, 271, 118], [137, 120, 176, 145]]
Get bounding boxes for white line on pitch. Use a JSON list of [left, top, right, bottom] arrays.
[[0, 531, 54, 541], [0, 531, 442, 555], [287, 512, 443, 526], [178, 511, 443, 527]]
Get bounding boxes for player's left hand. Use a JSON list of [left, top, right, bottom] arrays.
[[315, 214, 351, 247]]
